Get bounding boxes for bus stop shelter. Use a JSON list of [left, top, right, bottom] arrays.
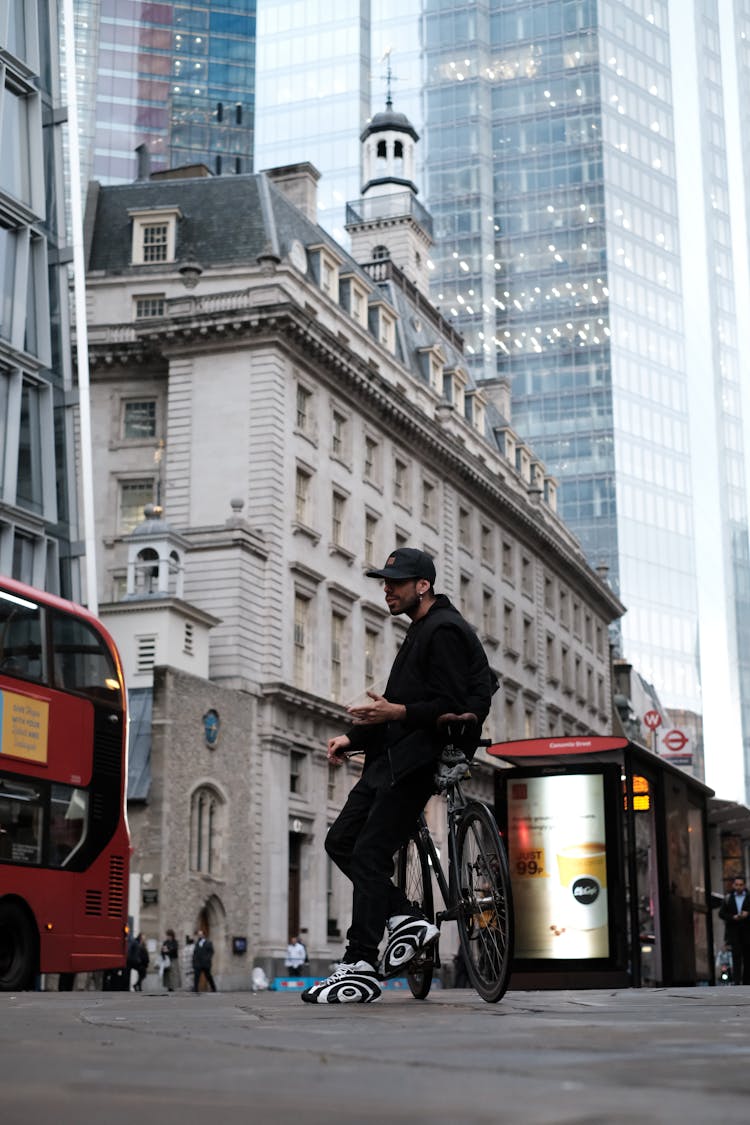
[[489, 735, 714, 989]]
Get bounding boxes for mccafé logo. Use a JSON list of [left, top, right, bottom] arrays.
[[571, 876, 600, 905]]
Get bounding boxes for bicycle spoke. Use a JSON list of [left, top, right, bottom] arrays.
[[455, 803, 514, 1002], [393, 833, 435, 1000]]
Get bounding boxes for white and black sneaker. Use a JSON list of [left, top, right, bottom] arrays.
[[380, 915, 439, 978], [301, 960, 381, 1004]]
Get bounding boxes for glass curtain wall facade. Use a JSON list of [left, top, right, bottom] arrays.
[[254, 0, 372, 243], [667, 0, 750, 796], [86, 0, 256, 182], [0, 2, 78, 596]]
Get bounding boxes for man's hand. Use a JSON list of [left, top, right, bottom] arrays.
[[346, 691, 406, 725], [327, 735, 351, 765]]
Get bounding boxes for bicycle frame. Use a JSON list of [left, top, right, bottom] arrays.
[[412, 777, 469, 930]]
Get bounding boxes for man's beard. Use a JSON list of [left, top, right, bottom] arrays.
[[391, 592, 421, 616]]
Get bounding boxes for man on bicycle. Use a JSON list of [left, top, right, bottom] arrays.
[[302, 547, 494, 1004]]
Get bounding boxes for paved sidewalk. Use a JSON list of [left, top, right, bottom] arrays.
[[2, 986, 750, 1124]]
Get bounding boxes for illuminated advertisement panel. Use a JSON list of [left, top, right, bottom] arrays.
[[507, 772, 609, 959]]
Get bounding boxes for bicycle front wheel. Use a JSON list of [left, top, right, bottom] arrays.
[[454, 801, 514, 1003], [394, 834, 435, 999]]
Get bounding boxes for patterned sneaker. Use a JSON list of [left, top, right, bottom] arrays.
[[301, 960, 381, 1004], [381, 915, 439, 977]]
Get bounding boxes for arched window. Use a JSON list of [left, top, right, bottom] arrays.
[[372, 244, 390, 261], [376, 139, 387, 161], [135, 548, 159, 595], [190, 785, 225, 875]]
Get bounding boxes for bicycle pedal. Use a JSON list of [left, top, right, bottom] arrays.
[[379, 937, 437, 981]]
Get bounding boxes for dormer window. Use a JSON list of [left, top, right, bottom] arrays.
[[369, 300, 397, 354], [516, 445, 532, 483], [419, 346, 445, 395], [468, 390, 486, 434], [129, 207, 182, 266], [497, 426, 517, 466], [430, 355, 443, 394], [444, 367, 467, 415], [308, 244, 344, 301], [339, 272, 372, 329], [379, 309, 395, 351], [143, 224, 168, 262]]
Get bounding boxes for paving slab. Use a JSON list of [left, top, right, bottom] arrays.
[[2, 986, 750, 1124]]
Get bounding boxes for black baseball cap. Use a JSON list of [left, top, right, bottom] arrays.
[[366, 547, 436, 584]]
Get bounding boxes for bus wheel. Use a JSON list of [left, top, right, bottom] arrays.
[[0, 902, 37, 991]]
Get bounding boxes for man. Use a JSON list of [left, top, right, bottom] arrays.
[[302, 547, 494, 1004], [192, 928, 217, 993], [719, 875, 750, 985], [285, 935, 307, 977]]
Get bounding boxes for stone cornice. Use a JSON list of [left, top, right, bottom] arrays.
[[84, 294, 623, 620], [260, 681, 348, 725]]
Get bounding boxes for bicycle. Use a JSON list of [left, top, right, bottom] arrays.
[[391, 714, 514, 1003]]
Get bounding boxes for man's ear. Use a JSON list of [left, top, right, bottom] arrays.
[[416, 579, 429, 596]]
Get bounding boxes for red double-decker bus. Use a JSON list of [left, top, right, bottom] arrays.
[[0, 577, 130, 989]]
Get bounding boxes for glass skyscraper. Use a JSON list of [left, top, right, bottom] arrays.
[[77, 0, 256, 183], [0, 2, 78, 597], [256, 0, 750, 801]]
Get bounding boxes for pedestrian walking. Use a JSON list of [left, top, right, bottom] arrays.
[[180, 935, 195, 991], [719, 875, 750, 984], [160, 928, 181, 991], [130, 933, 149, 992], [192, 928, 217, 992]]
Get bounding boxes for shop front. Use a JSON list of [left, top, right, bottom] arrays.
[[490, 736, 714, 989]]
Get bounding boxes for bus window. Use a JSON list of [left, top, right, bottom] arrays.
[[0, 591, 45, 684], [0, 777, 43, 865], [49, 783, 88, 867], [51, 613, 122, 704]]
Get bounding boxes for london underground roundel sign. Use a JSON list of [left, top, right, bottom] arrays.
[[662, 729, 688, 753]]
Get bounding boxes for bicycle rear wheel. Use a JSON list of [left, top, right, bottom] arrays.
[[394, 834, 435, 999], [454, 801, 513, 1003]]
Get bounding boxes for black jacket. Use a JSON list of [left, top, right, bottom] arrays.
[[346, 595, 493, 782], [192, 937, 214, 970], [719, 891, 750, 943]]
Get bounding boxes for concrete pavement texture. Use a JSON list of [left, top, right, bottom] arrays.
[[1, 985, 750, 1125]]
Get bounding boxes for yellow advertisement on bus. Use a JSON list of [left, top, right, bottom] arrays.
[[0, 689, 49, 765]]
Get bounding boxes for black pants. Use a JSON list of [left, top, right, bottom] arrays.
[[325, 755, 434, 967], [193, 967, 216, 992], [728, 938, 750, 984]]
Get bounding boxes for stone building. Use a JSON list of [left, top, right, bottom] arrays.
[[81, 113, 623, 983]]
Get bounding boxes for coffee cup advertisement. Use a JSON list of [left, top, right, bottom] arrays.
[[507, 773, 609, 959]]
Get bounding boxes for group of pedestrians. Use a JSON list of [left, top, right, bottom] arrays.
[[126, 928, 217, 992]]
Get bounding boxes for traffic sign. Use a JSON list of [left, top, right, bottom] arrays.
[[643, 710, 662, 731], [662, 729, 688, 753]]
